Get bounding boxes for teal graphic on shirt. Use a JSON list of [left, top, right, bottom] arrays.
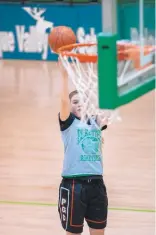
[[77, 128, 102, 161]]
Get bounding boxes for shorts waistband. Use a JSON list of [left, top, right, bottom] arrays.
[[62, 175, 103, 183]]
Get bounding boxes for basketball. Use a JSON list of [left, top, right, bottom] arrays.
[[48, 26, 76, 53]]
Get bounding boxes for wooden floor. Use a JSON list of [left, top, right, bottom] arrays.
[[0, 60, 155, 235]]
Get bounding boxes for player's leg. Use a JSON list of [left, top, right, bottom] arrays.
[[89, 228, 105, 235], [58, 178, 86, 234], [85, 179, 108, 235]]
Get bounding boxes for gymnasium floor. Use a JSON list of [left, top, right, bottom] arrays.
[[0, 60, 155, 235]]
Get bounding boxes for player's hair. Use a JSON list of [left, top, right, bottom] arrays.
[[69, 90, 78, 101]]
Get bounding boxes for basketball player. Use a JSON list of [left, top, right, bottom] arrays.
[[58, 62, 108, 235]]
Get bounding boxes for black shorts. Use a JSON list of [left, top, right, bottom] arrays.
[[58, 176, 108, 234]]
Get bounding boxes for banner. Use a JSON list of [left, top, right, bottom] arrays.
[[0, 3, 101, 60], [0, 3, 154, 61]]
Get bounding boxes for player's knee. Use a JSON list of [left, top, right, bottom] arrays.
[[66, 232, 81, 235], [89, 227, 105, 235]]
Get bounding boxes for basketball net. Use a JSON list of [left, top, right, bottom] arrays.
[[58, 42, 155, 126], [59, 44, 121, 126]]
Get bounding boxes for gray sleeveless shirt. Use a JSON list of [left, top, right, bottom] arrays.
[[59, 113, 104, 177]]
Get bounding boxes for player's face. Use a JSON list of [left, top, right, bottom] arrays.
[[70, 94, 82, 118]]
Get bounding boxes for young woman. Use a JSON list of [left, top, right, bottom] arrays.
[[58, 62, 108, 235]]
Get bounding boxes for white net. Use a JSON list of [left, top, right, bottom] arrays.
[[59, 44, 121, 127], [59, 41, 155, 126], [59, 40, 155, 126]]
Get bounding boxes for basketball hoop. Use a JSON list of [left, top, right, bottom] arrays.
[[58, 43, 118, 126], [58, 42, 155, 125]]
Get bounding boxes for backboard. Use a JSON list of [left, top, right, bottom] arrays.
[[98, 0, 155, 109]]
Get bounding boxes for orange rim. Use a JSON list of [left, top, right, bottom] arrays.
[[58, 43, 155, 63], [58, 43, 96, 52], [58, 43, 97, 63]]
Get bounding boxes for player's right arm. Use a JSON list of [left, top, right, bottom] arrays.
[[59, 62, 70, 121]]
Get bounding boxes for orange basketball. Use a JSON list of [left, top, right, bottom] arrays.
[[48, 26, 76, 53]]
